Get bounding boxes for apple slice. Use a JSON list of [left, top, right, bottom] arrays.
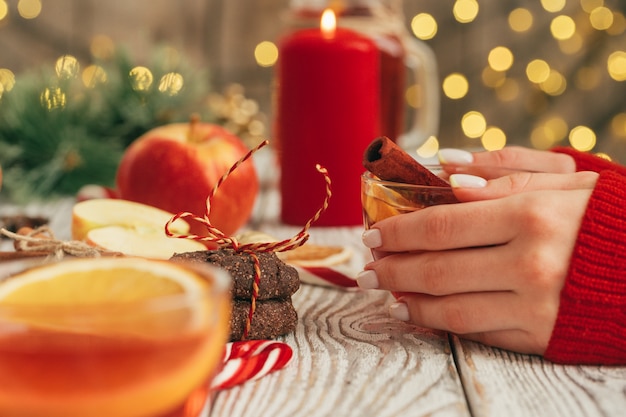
[[72, 199, 206, 259]]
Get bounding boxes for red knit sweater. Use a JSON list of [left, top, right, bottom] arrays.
[[544, 147, 626, 365]]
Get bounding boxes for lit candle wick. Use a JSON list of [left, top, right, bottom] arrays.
[[321, 9, 336, 39]]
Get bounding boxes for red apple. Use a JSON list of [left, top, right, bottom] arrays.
[[116, 116, 259, 237]]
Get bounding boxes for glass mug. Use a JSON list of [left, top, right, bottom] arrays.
[[0, 257, 231, 417], [284, 0, 440, 151]]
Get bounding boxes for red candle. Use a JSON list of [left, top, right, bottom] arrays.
[[276, 9, 381, 226]]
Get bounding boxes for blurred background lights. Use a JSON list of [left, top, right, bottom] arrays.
[[17, 0, 41, 19], [55, 55, 79, 80], [541, 69, 567, 95], [0, 68, 15, 91], [607, 50, 626, 81], [405, 84, 422, 108], [416, 135, 440, 158], [453, 0, 479, 24], [551, 15, 576, 40], [541, 0, 566, 13], [611, 113, 626, 138], [129, 66, 153, 91], [481, 127, 507, 150], [81, 65, 107, 88], [411, 13, 438, 40], [488, 46, 514, 72], [531, 116, 569, 149], [580, 0, 605, 14], [607, 11, 626, 35], [508, 8, 534, 32], [481, 67, 505, 88], [461, 111, 487, 138], [442, 73, 469, 99], [558, 32, 584, 54], [90, 35, 116, 60], [526, 59, 551, 83], [0, 0, 8, 21], [569, 125, 596, 151], [589, 6, 614, 30], [254, 41, 278, 67], [495, 78, 520, 101], [158, 72, 184, 96]]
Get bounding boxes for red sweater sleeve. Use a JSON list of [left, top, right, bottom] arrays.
[[545, 148, 626, 364]]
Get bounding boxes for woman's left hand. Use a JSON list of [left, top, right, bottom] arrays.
[[358, 171, 598, 355]]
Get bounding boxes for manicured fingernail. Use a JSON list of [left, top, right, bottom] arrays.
[[389, 302, 410, 321], [438, 148, 473, 165], [449, 174, 487, 189], [362, 229, 382, 248], [356, 270, 379, 289]]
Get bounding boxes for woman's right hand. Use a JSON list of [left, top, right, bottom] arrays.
[[438, 146, 577, 179]]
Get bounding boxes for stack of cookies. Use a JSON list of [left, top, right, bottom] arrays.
[[171, 248, 300, 341]]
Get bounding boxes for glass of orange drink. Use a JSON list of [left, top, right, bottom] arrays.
[[0, 256, 232, 417]]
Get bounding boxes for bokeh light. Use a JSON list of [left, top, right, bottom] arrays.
[[526, 59, 551, 83], [0, 1, 8, 22], [158, 72, 184, 96], [17, 0, 41, 19], [569, 125, 596, 151], [461, 111, 487, 138], [488, 46, 514, 72], [90, 35, 115, 60], [495, 78, 520, 101], [0, 68, 15, 91], [82, 65, 107, 88], [416, 135, 440, 158], [540, 69, 567, 95], [607, 50, 626, 81], [558, 32, 584, 54], [508, 8, 533, 32], [541, 0, 566, 13], [40, 87, 66, 110], [530, 116, 569, 149], [481, 67, 506, 88], [55, 55, 79, 80], [580, 0, 605, 14], [611, 112, 626, 138], [550, 15, 576, 40], [254, 41, 278, 67], [129, 66, 154, 92], [481, 127, 507, 150], [405, 84, 421, 108], [453, 0, 479, 24], [411, 13, 438, 40], [589, 6, 614, 30], [442, 73, 469, 99]]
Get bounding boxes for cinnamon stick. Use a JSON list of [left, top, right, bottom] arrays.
[[362, 136, 451, 187]]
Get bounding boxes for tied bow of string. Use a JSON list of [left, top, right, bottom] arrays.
[[164, 140, 331, 339]]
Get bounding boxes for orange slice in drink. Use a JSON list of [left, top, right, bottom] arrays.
[[0, 257, 231, 417]]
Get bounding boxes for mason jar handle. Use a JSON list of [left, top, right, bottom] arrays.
[[396, 35, 440, 151]]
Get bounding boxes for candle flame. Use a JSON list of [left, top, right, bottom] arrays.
[[321, 9, 336, 38]]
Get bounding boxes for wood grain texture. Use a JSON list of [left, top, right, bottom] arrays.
[[452, 336, 626, 417], [211, 285, 470, 417]]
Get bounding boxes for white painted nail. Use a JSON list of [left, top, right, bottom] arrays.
[[438, 148, 473, 165], [356, 270, 380, 289], [449, 174, 487, 189], [362, 229, 382, 248], [389, 302, 410, 321]]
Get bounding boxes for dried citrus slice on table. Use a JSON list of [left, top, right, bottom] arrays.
[[0, 257, 231, 417]]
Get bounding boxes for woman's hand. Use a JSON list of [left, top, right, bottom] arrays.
[[357, 169, 598, 356]]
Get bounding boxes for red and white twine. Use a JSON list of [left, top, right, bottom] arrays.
[[165, 140, 332, 339]]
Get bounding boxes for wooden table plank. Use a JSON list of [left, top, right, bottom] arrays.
[[211, 285, 470, 417], [452, 337, 626, 417]]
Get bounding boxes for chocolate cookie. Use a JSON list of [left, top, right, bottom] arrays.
[[229, 298, 298, 341], [171, 249, 300, 300]]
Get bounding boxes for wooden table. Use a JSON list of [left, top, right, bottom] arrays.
[[2, 181, 626, 417]]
